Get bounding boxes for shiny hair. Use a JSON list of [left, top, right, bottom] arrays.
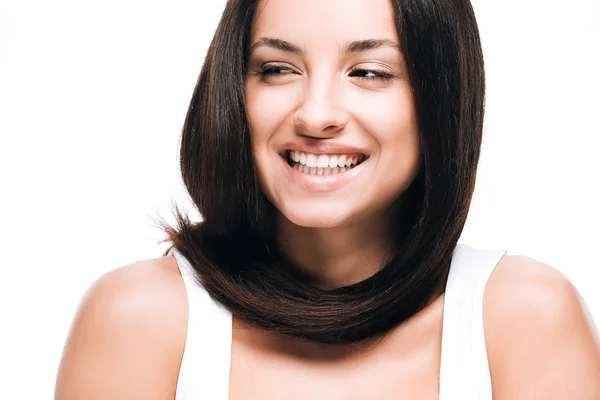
[[164, 0, 486, 345]]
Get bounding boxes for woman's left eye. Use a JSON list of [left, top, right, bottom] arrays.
[[349, 69, 394, 80]]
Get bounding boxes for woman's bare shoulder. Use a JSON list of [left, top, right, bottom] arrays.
[[55, 254, 188, 399], [483, 255, 600, 399]]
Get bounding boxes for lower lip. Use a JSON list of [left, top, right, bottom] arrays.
[[279, 156, 367, 192]]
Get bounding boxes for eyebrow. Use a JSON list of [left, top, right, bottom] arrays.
[[249, 37, 401, 57]]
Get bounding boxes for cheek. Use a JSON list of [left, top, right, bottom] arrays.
[[245, 82, 298, 191], [245, 83, 299, 144], [353, 86, 420, 200], [363, 84, 417, 140], [383, 108, 420, 190], [379, 99, 420, 171]]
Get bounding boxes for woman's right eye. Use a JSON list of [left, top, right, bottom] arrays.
[[257, 64, 295, 77]]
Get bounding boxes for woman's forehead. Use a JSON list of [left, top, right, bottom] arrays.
[[251, 0, 398, 44]]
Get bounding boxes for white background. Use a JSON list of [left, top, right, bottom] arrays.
[[1, 0, 599, 397]]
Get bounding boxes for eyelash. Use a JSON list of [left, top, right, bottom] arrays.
[[256, 65, 394, 81]]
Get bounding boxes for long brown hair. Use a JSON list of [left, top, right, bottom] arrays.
[[163, 0, 486, 345]]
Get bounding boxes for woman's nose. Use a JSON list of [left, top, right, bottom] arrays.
[[293, 77, 349, 138]]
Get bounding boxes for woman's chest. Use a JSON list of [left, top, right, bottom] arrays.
[[228, 358, 440, 399], [228, 319, 443, 399]]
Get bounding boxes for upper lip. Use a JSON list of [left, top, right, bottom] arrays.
[[280, 140, 369, 157]]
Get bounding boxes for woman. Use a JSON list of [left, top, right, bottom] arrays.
[[55, 0, 600, 398]]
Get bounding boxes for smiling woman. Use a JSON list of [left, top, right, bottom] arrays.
[[246, 31, 419, 229], [54, 0, 600, 399]]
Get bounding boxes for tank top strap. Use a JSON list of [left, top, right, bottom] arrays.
[[439, 244, 507, 400], [168, 248, 232, 400], [170, 244, 507, 399]]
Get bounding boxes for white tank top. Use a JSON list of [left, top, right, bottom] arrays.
[[169, 244, 507, 399]]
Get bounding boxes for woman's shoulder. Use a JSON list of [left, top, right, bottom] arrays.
[[55, 254, 188, 399], [483, 254, 600, 397]]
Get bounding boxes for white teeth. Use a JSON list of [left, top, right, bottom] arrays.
[[306, 153, 318, 168], [287, 150, 368, 178], [328, 156, 338, 168], [317, 154, 329, 168], [290, 161, 357, 176], [288, 150, 366, 168]]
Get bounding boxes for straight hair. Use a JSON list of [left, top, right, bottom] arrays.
[[164, 0, 486, 345]]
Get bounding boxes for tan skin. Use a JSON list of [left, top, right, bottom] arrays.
[[55, 255, 600, 399], [55, 0, 600, 398]]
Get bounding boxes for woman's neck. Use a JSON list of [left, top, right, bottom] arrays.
[[275, 212, 396, 289]]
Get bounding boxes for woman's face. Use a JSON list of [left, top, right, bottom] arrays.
[[245, 0, 420, 229]]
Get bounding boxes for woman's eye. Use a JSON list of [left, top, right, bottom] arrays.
[[254, 65, 394, 82], [349, 68, 394, 80], [257, 65, 295, 77]]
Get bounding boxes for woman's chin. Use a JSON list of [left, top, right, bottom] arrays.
[[278, 204, 356, 229]]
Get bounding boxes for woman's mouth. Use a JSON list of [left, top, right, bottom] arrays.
[[285, 150, 368, 176]]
